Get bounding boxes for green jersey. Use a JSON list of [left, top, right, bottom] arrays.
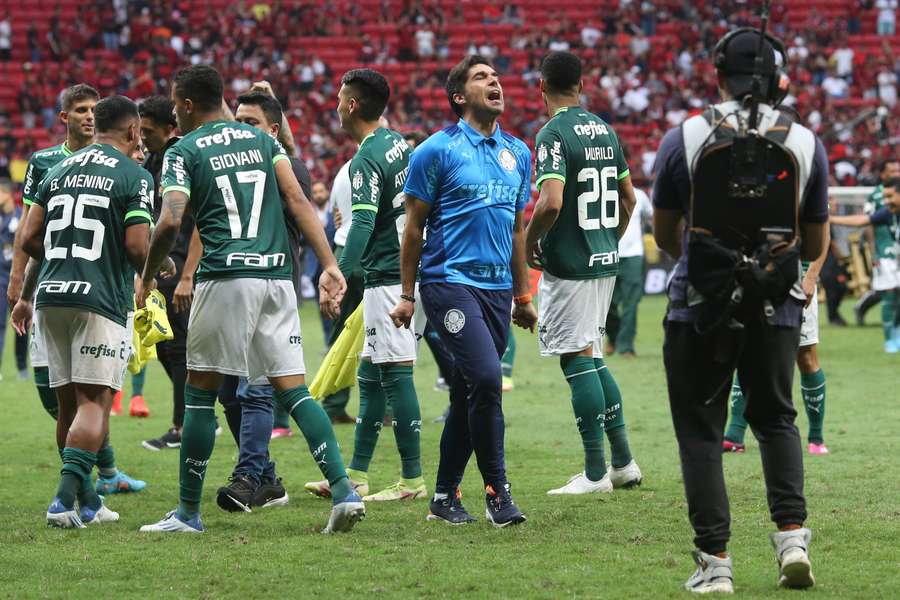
[[534, 107, 630, 280], [22, 142, 75, 206], [33, 143, 154, 326], [160, 120, 292, 283], [865, 184, 895, 259], [348, 127, 410, 287]]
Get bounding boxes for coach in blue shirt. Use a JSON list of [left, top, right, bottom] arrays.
[[390, 55, 537, 527]]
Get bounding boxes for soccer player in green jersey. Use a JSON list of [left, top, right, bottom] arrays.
[[862, 160, 900, 350], [137, 65, 361, 534], [305, 69, 426, 502], [17, 96, 165, 527], [10, 84, 146, 497], [525, 51, 642, 495]]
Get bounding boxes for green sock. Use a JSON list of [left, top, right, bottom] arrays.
[[380, 365, 422, 479], [96, 442, 118, 478], [595, 357, 633, 468], [131, 367, 146, 397], [882, 291, 897, 342], [34, 367, 58, 420], [501, 335, 516, 378], [58, 448, 98, 509], [277, 384, 352, 500], [800, 369, 826, 444], [561, 356, 606, 481], [725, 377, 748, 444], [273, 403, 292, 429], [349, 361, 385, 473], [177, 385, 218, 519]]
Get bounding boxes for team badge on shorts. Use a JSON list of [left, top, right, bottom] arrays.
[[498, 148, 516, 172], [444, 309, 466, 334]]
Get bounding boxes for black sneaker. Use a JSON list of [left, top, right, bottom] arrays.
[[426, 488, 476, 525], [142, 428, 182, 451], [252, 477, 289, 509], [485, 482, 526, 528], [216, 475, 256, 513]]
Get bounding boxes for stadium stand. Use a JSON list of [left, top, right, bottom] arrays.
[[0, 0, 897, 189]]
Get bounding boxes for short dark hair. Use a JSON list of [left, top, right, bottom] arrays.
[[236, 92, 283, 127], [340, 69, 390, 121], [446, 55, 493, 118], [879, 159, 900, 173], [138, 95, 176, 128], [60, 84, 99, 112], [540, 51, 582, 94], [94, 95, 139, 133], [173, 65, 224, 113]]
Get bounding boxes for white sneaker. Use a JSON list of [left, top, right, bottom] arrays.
[[770, 528, 814, 588], [547, 472, 613, 495], [81, 501, 120, 525], [139, 510, 204, 533], [608, 459, 643, 488], [684, 550, 734, 594], [323, 492, 366, 534], [46, 498, 86, 529]]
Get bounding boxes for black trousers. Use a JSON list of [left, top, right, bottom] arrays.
[[155, 284, 189, 428], [663, 318, 807, 554]]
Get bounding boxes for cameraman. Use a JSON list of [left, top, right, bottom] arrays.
[[652, 30, 828, 593]]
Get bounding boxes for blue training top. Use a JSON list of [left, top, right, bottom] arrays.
[[404, 119, 532, 290]]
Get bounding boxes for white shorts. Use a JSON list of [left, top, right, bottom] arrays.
[[538, 272, 616, 357], [31, 316, 48, 368], [360, 283, 426, 364], [187, 278, 305, 383], [37, 307, 129, 390], [799, 288, 819, 347], [872, 257, 900, 291]]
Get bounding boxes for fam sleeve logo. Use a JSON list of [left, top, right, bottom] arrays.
[[352, 170, 364, 191], [537, 143, 548, 166]]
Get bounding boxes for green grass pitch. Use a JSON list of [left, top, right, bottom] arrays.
[[0, 295, 897, 599]]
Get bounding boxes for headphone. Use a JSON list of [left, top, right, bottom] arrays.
[[713, 27, 790, 106]]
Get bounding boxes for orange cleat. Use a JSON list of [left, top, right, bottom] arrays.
[[129, 395, 150, 418], [111, 391, 123, 416]]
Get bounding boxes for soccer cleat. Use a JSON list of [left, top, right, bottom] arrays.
[[304, 477, 369, 499], [427, 489, 477, 525], [96, 471, 146, 494], [216, 475, 256, 513], [46, 498, 86, 529], [110, 391, 123, 416], [323, 491, 365, 534], [129, 395, 150, 417], [433, 377, 450, 392], [608, 459, 643, 488], [271, 427, 294, 439], [214, 419, 223, 436], [18, 368, 30, 380], [363, 478, 428, 502], [886, 338, 899, 354], [433, 405, 450, 423], [142, 427, 182, 451], [485, 483, 526, 528], [80, 499, 120, 525], [140, 510, 204, 533], [252, 477, 289, 509], [684, 550, 734, 594], [502, 376, 514, 392], [547, 472, 613, 495], [808, 443, 830, 455], [722, 440, 746, 453], [770, 528, 815, 589]]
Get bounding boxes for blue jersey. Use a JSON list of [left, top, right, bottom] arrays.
[[0, 205, 22, 274], [404, 119, 532, 290]]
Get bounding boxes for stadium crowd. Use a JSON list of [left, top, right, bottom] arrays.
[[0, 0, 898, 189]]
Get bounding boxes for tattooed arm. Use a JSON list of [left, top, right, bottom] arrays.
[[137, 189, 189, 307]]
